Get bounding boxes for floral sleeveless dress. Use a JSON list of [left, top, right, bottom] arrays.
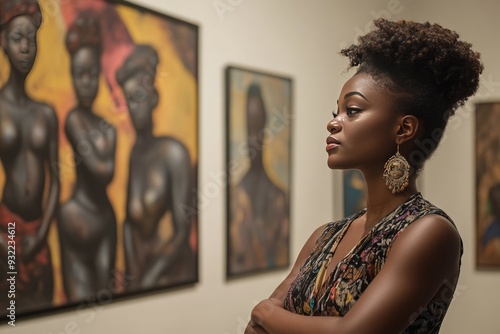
[[284, 193, 462, 333]]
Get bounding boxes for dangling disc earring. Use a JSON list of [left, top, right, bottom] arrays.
[[383, 144, 410, 194]]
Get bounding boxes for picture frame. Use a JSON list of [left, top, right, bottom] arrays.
[[225, 66, 292, 278], [475, 102, 500, 268], [0, 0, 198, 320]]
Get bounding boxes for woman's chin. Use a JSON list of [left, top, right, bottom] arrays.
[[327, 161, 340, 170], [326, 158, 352, 170]]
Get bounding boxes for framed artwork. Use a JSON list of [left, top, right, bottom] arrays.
[[225, 66, 292, 278], [343, 170, 367, 217], [475, 102, 500, 268], [0, 0, 198, 320]]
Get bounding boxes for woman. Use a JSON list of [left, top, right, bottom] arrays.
[[116, 44, 196, 290], [246, 19, 483, 333], [0, 0, 59, 314], [57, 12, 117, 302]]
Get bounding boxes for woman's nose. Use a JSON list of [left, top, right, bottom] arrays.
[[327, 117, 341, 133], [20, 38, 29, 53]]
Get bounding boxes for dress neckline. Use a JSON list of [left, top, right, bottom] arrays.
[[352, 192, 422, 231], [312, 192, 423, 302]]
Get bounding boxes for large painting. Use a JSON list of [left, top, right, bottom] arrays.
[[0, 0, 198, 320], [225, 66, 292, 278], [476, 102, 500, 268]]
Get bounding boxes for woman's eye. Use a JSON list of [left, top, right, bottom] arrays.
[[10, 35, 21, 42], [332, 110, 338, 118], [346, 107, 362, 116]]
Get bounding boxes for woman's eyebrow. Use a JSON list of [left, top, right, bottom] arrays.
[[344, 91, 369, 101]]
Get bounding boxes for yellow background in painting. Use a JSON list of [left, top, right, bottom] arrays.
[[0, 1, 198, 306]]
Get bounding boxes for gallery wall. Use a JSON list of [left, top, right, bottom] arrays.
[[2, 0, 500, 333]]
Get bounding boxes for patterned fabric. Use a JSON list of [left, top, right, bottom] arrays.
[[284, 193, 462, 333]]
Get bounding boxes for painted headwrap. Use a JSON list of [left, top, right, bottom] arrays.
[[65, 12, 101, 56], [0, 0, 41, 47], [0, 0, 42, 28], [116, 44, 158, 87]]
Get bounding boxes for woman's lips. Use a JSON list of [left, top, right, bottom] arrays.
[[326, 137, 341, 151]]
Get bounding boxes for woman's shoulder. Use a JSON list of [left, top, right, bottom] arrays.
[[393, 196, 463, 261], [30, 99, 56, 117], [421, 195, 453, 215], [384, 193, 454, 226], [411, 195, 457, 232]]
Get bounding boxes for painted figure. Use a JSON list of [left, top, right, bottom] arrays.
[[117, 44, 195, 290], [229, 83, 289, 275], [57, 12, 117, 302], [0, 0, 59, 314]]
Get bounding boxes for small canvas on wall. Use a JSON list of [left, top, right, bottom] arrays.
[[225, 66, 292, 278], [475, 102, 500, 268]]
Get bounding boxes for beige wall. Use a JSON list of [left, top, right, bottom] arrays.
[[3, 1, 500, 333]]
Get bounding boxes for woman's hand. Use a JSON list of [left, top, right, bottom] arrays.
[[246, 298, 283, 333]]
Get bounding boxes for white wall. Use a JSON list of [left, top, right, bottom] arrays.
[[3, 1, 500, 333]]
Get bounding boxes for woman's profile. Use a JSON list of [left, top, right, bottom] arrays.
[[247, 19, 483, 334]]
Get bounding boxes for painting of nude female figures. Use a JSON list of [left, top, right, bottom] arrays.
[[226, 66, 292, 278], [0, 0, 198, 318]]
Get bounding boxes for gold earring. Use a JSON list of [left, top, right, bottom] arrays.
[[383, 144, 410, 194]]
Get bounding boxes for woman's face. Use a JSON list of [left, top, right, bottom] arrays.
[[326, 72, 401, 171], [71, 47, 100, 109], [2, 15, 38, 75], [123, 72, 156, 132]]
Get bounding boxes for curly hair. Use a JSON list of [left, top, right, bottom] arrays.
[[340, 18, 483, 169]]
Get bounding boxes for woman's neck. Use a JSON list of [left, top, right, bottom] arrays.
[[75, 104, 94, 113], [248, 155, 264, 171], [5, 72, 29, 105], [135, 129, 155, 146], [360, 167, 418, 229]]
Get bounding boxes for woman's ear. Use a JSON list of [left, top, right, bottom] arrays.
[[396, 115, 421, 144]]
